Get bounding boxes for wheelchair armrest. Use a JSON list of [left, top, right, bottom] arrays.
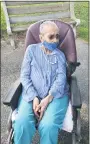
[[70, 76, 82, 109], [66, 62, 81, 77], [3, 78, 22, 110]]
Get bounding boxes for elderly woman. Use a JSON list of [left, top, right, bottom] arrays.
[[13, 21, 69, 144]]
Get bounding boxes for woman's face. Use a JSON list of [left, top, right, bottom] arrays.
[[39, 25, 60, 43]]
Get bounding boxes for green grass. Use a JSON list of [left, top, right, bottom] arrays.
[[75, 2, 88, 41], [1, 6, 7, 31], [1, 2, 89, 41]]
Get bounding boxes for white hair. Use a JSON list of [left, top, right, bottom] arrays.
[[39, 20, 58, 34]]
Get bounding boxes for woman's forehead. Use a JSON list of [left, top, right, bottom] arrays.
[[43, 25, 59, 34]]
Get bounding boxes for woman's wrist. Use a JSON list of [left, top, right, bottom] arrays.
[[47, 94, 53, 103]]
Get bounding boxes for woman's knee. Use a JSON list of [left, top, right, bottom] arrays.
[[38, 119, 55, 132], [14, 116, 36, 132]]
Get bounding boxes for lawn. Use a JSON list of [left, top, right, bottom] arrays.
[[1, 2, 89, 41], [1, 6, 6, 31], [75, 2, 88, 41]]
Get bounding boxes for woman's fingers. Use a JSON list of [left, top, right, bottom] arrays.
[[34, 110, 40, 118], [33, 105, 40, 118], [38, 109, 41, 112], [39, 107, 45, 121], [34, 101, 47, 120], [33, 97, 40, 118], [35, 104, 41, 112]]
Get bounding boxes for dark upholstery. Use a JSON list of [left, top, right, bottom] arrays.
[[25, 20, 77, 63]]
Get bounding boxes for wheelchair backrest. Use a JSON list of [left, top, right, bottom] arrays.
[[25, 19, 77, 63]]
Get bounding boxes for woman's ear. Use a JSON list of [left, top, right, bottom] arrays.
[[39, 34, 43, 42]]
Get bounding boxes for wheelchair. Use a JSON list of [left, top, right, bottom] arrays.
[[3, 19, 82, 144]]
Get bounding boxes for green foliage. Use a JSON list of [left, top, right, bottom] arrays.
[[77, 27, 88, 41], [75, 2, 88, 41], [1, 6, 7, 31]]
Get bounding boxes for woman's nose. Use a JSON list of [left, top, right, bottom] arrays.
[[53, 37, 58, 42]]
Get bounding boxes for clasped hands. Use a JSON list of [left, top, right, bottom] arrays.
[[33, 95, 53, 121]]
